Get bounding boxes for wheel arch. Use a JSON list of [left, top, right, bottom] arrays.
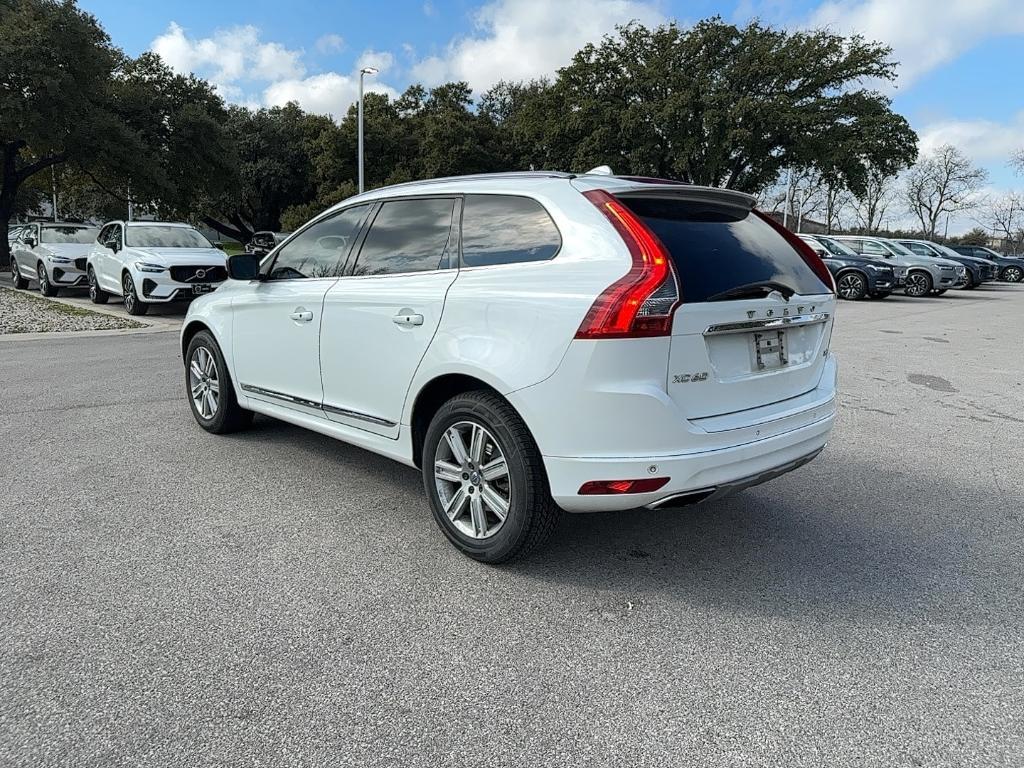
[[181, 319, 215, 360], [409, 373, 534, 469]]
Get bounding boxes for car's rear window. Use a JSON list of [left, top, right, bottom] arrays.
[[620, 197, 828, 302]]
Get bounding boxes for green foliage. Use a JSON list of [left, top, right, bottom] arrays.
[[485, 19, 917, 194]]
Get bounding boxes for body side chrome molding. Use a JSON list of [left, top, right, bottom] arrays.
[[239, 383, 398, 428], [322, 402, 397, 428], [704, 312, 830, 336], [239, 383, 321, 410]]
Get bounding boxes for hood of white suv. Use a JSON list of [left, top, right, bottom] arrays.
[[131, 247, 226, 266], [41, 243, 94, 259]]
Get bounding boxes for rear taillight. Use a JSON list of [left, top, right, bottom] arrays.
[[754, 211, 836, 294], [576, 190, 680, 339]]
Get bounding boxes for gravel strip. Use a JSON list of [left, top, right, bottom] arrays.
[[0, 287, 145, 334]]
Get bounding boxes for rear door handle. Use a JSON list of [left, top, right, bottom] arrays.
[[393, 312, 424, 327], [289, 309, 314, 322]]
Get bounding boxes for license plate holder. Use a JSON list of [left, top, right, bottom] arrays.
[[191, 284, 213, 295], [753, 330, 788, 370]]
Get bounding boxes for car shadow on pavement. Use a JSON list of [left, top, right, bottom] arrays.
[[226, 416, 1012, 626]]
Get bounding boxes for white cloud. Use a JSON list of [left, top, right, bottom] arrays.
[[423, 1, 438, 16], [918, 113, 1024, 164], [315, 34, 346, 54], [411, 0, 663, 91], [151, 22, 305, 95], [264, 74, 399, 119], [357, 49, 396, 74], [809, 0, 1024, 88]]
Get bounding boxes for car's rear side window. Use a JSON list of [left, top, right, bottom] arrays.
[[351, 198, 457, 276], [461, 195, 561, 267], [619, 197, 828, 302]]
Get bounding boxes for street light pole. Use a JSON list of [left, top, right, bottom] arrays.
[[358, 67, 378, 194]]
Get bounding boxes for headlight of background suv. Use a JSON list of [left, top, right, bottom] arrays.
[[134, 262, 166, 273], [47, 255, 73, 264]]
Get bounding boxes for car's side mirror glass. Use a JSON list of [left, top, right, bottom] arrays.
[[25, 236, 37, 247], [214, 242, 225, 250], [227, 252, 262, 281]]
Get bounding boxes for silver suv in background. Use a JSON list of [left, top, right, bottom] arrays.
[[897, 240, 997, 289], [831, 235, 965, 297]]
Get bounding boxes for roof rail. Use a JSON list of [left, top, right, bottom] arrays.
[[362, 170, 576, 194]]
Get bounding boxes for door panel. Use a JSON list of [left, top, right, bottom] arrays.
[[231, 279, 337, 414], [319, 271, 456, 437]]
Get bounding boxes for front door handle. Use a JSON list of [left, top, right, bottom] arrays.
[[289, 309, 314, 322], [393, 312, 424, 327]]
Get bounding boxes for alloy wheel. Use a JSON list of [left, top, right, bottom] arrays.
[[905, 272, 929, 297], [434, 420, 512, 540], [837, 273, 866, 300], [10, 259, 17, 282], [1006, 266, 1023, 282], [123, 274, 135, 312], [88, 270, 97, 301], [189, 345, 220, 420], [37, 265, 48, 293]]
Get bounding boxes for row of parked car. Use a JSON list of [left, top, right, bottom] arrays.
[[796, 232, 1024, 300]]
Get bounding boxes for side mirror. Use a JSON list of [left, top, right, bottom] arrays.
[[108, 240, 120, 254], [214, 242, 225, 250], [25, 235, 37, 247], [227, 252, 262, 281]]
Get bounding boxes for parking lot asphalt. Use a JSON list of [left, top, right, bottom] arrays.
[[2, 284, 1023, 767]]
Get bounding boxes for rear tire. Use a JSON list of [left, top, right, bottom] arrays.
[[185, 330, 253, 434], [422, 390, 558, 563], [1001, 266, 1023, 282], [122, 272, 149, 315], [88, 267, 109, 304], [836, 271, 868, 300], [11, 258, 29, 289], [37, 263, 58, 297]]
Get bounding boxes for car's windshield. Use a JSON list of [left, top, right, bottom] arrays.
[[935, 244, 966, 259], [40, 226, 100, 244], [126, 226, 213, 249], [880, 240, 915, 257], [816, 236, 859, 257]]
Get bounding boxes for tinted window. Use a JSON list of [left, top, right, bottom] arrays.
[[621, 198, 827, 302], [40, 226, 99, 244], [817, 236, 859, 257], [352, 198, 456, 276], [860, 240, 888, 256], [905, 242, 933, 256], [461, 195, 560, 267], [126, 226, 212, 248], [266, 205, 370, 280]]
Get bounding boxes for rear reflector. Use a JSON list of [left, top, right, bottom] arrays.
[[576, 190, 680, 339], [753, 211, 836, 294], [578, 477, 670, 495]]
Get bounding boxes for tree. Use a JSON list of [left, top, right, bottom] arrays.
[[980, 192, 1024, 255], [904, 144, 988, 239], [495, 19, 917, 193], [953, 227, 989, 247], [852, 167, 897, 232], [1011, 149, 1024, 176], [1, 0, 120, 266]]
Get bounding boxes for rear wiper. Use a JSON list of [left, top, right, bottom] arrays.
[[706, 281, 796, 302]]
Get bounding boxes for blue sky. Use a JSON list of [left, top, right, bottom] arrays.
[[80, 0, 1024, 230]]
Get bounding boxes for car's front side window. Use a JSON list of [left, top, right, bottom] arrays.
[[349, 198, 457, 277], [264, 205, 370, 280], [861, 241, 887, 256]]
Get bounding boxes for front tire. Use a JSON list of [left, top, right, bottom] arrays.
[[904, 270, 933, 297], [122, 272, 149, 315], [836, 271, 867, 300], [423, 390, 558, 563], [88, 267, 109, 304], [37, 263, 58, 297], [962, 270, 976, 290], [11, 258, 29, 289], [185, 330, 253, 434]]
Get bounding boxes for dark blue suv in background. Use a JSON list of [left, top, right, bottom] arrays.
[[799, 234, 902, 300], [948, 245, 1024, 283]]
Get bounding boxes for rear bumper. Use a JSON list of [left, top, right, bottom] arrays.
[[545, 406, 834, 512]]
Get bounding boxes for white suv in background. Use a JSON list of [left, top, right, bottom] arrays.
[[10, 222, 100, 296], [86, 221, 228, 315], [181, 172, 838, 562]]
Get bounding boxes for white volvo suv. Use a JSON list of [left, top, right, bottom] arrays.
[[86, 221, 228, 315], [181, 172, 838, 562], [10, 222, 100, 296]]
